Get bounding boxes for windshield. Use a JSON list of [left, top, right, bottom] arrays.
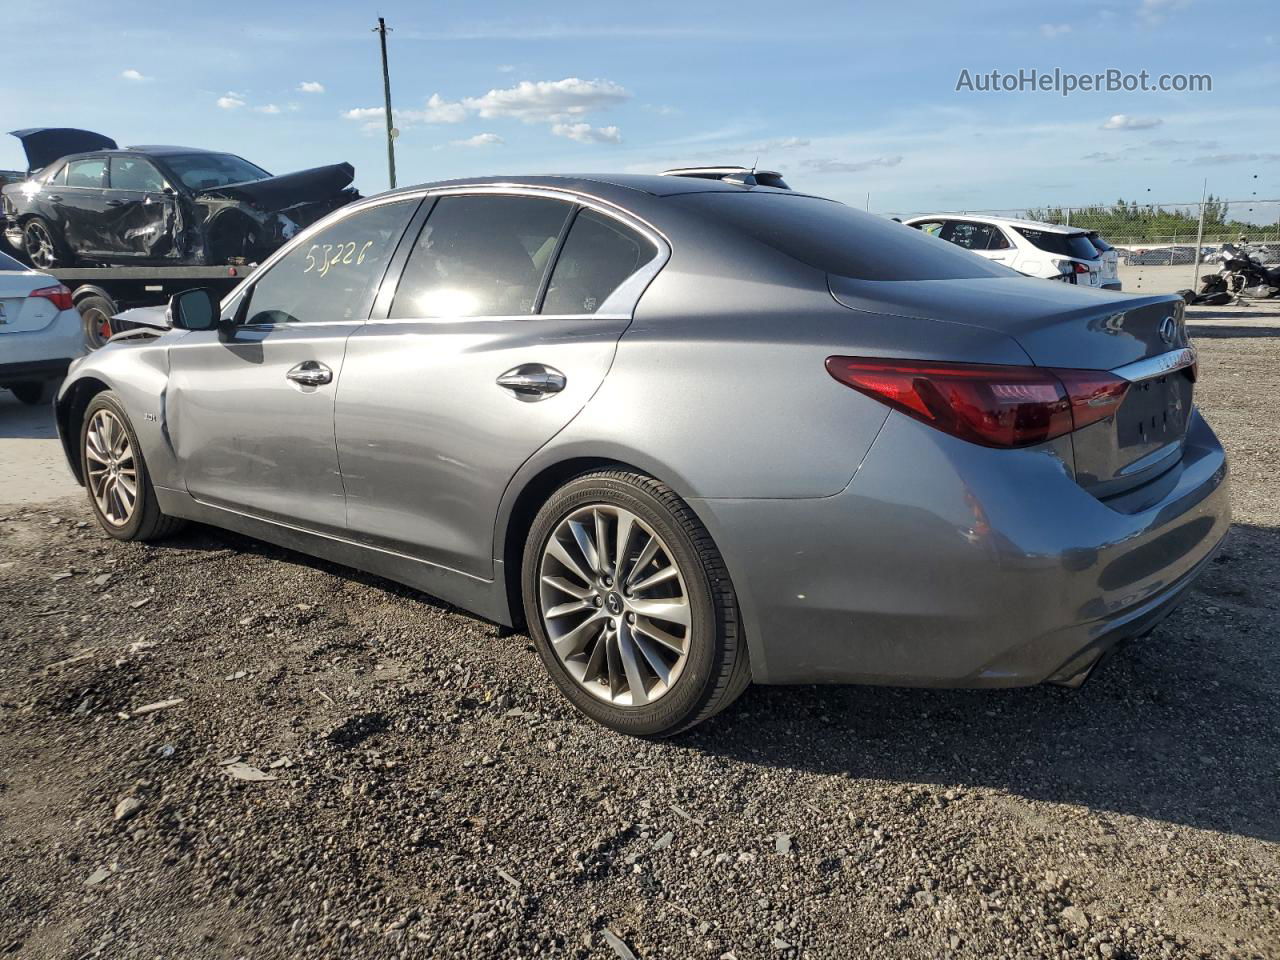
[[164, 153, 270, 191], [679, 193, 1015, 281], [1016, 227, 1099, 261]]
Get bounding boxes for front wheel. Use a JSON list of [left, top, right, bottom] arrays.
[[80, 391, 186, 541], [522, 470, 750, 737]]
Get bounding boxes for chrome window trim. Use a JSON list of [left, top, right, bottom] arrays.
[[1111, 347, 1197, 383], [218, 182, 671, 327]]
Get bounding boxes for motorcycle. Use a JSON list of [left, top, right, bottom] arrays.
[[1197, 242, 1280, 301]]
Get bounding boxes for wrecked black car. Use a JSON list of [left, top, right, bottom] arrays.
[[1, 128, 359, 268]]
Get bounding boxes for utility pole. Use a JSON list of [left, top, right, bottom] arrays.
[[373, 17, 397, 189], [1192, 178, 1207, 291]]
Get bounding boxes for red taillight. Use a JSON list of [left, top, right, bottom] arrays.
[[30, 283, 74, 311], [825, 356, 1129, 449], [1072, 261, 1091, 274]]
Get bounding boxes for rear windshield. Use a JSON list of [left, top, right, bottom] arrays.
[[677, 193, 1013, 280], [1087, 232, 1114, 253], [164, 153, 270, 191], [0, 250, 27, 271], [1016, 227, 1099, 260]]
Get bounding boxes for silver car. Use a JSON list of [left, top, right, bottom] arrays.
[[54, 174, 1230, 737]]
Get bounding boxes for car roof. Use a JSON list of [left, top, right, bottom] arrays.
[[124, 145, 220, 156], [383, 173, 811, 204], [904, 213, 1088, 235]]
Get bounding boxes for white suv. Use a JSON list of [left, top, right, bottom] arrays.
[[903, 214, 1118, 290]]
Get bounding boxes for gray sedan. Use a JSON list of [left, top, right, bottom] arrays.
[[54, 174, 1230, 736]]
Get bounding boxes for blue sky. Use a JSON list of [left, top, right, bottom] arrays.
[[1, 0, 1275, 216]]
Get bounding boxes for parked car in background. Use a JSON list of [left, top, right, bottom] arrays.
[[2, 128, 358, 269], [0, 248, 84, 404], [1085, 230, 1121, 290], [904, 214, 1110, 288], [54, 173, 1228, 736]]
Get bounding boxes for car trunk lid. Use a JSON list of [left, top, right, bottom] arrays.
[[9, 127, 117, 172], [829, 274, 1194, 492]]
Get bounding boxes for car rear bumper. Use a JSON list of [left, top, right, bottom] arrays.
[[0, 308, 85, 383], [691, 408, 1229, 686]]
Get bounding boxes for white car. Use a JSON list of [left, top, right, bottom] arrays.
[[0, 250, 86, 404], [903, 214, 1119, 290]]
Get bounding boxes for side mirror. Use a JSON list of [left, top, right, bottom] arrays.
[[168, 287, 221, 331]]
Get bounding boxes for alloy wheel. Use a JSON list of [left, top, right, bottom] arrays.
[[85, 409, 138, 526], [24, 221, 56, 269], [538, 504, 691, 707]]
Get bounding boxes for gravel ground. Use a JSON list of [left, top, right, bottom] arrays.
[[1, 326, 1278, 960]]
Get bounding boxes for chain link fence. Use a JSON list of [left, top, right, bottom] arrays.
[[883, 198, 1280, 267]]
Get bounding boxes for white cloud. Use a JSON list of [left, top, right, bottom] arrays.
[[408, 93, 468, 124], [343, 93, 467, 127], [1187, 152, 1280, 165], [1101, 114, 1163, 130], [551, 122, 623, 144], [466, 78, 629, 123], [254, 104, 281, 115], [1040, 23, 1072, 38], [216, 93, 246, 110], [1139, 0, 1192, 25], [297, 81, 325, 94], [121, 68, 148, 82], [451, 133, 504, 147], [806, 155, 903, 173]]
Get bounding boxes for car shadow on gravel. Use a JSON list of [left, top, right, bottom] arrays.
[[128, 517, 1280, 844], [685, 523, 1280, 844]]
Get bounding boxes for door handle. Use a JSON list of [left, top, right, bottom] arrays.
[[105, 199, 124, 207], [286, 360, 333, 386], [47, 194, 62, 203], [496, 364, 566, 401]]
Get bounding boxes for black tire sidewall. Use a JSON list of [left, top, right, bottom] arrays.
[[522, 473, 724, 737], [80, 392, 152, 540], [25, 217, 69, 268]]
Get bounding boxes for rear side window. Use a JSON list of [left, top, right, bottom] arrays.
[[44, 164, 67, 185], [1088, 232, 1114, 253], [1016, 228, 1099, 260], [390, 194, 573, 318], [110, 157, 167, 192], [682, 194, 1012, 281], [242, 200, 416, 325], [542, 210, 658, 315], [940, 221, 995, 251], [988, 228, 1012, 250], [66, 159, 106, 188]]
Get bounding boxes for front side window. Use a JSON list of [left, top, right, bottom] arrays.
[[65, 159, 106, 189], [241, 200, 416, 325], [389, 194, 572, 318], [542, 210, 658, 315], [110, 157, 167, 192]]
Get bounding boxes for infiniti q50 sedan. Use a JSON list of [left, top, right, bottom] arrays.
[[53, 173, 1230, 736]]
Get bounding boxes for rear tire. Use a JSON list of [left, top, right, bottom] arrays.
[[77, 295, 118, 349], [522, 470, 749, 737], [80, 391, 186, 541], [23, 217, 71, 269], [9, 381, 57, 405]]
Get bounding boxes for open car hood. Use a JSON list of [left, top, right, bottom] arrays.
[[195, 162, 356, 210], [9, 128, 117, 172]]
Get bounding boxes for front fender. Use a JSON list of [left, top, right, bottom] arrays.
[[56, 336, 178, 488]]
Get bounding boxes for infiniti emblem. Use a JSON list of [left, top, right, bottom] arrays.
[[605, 592, 624, 615], [1158, 315, 1178, 345]]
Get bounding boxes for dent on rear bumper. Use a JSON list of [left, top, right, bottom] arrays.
[[691, 409, 1229, 686]]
